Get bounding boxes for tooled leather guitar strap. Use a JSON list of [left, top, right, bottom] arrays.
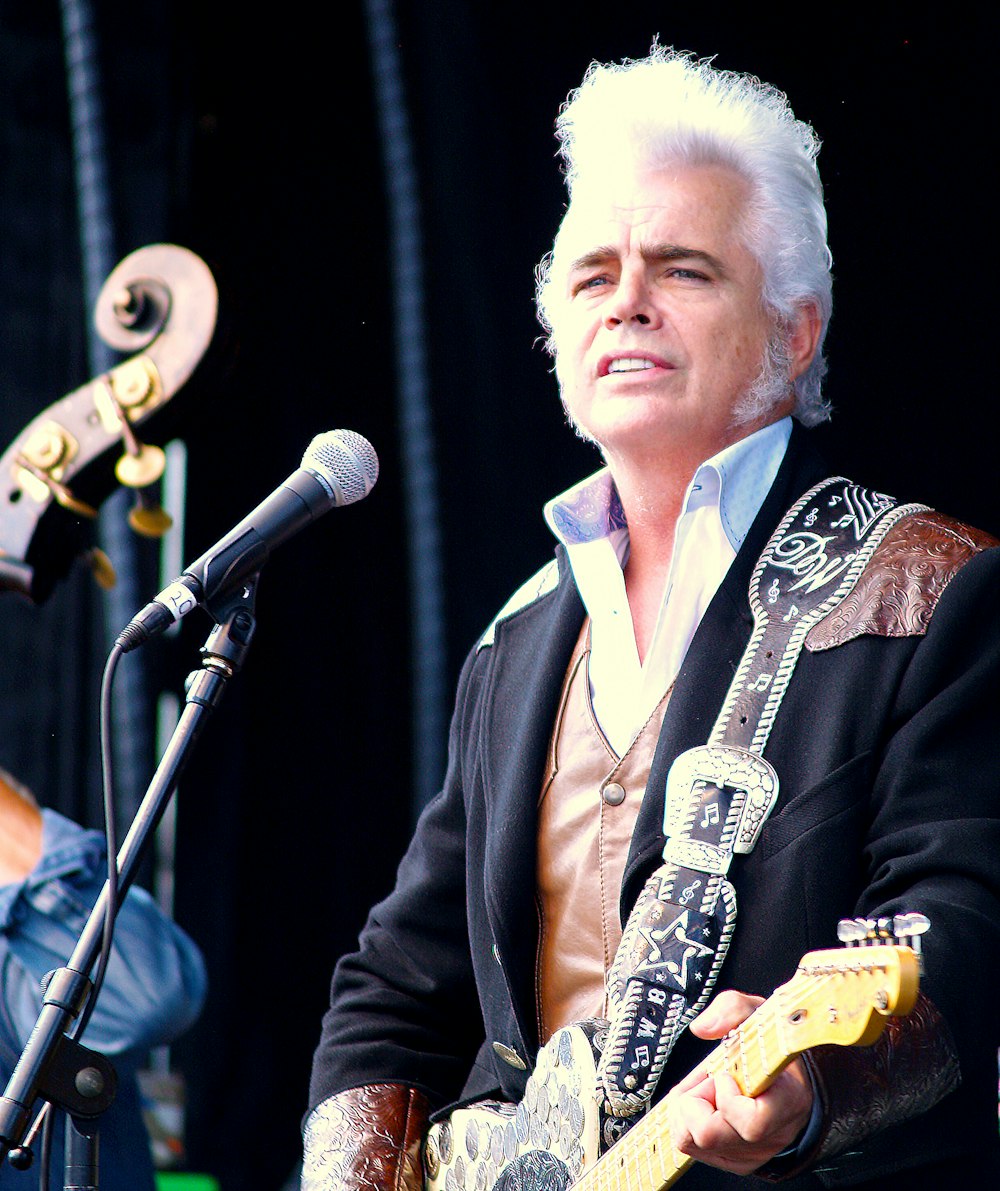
[[596, 477, 927, 1118]]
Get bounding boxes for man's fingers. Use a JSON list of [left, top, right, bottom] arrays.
[[689, 990, 765, 1039], [669, 1064, 814, 1174], [671, 1064, 714, 1097], [712, 1071, 799, 1147]]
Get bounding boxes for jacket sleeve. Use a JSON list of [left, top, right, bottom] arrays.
[[301, 1083, 429, 1191], [857, 545, 1000, 1076], [0, 809, 207, 1061], [794, 540, 1000, 1179], [307, 645, 489, 1116]]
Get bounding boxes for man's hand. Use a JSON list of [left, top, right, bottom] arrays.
[[667, 990, 814, 1175]]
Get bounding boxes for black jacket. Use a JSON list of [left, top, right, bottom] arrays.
[[310, 430, 1000, 1187]]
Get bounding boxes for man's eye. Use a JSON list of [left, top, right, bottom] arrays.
[[667, 267, 709, 282], [573, 275, 609, 294]]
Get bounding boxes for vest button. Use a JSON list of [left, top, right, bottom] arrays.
[[602, 781, 626, 806], [492, 1042, 527, 1070]]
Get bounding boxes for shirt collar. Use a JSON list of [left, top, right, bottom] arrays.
[[543, 468, 627, 545], [544, 416, 792, 552]]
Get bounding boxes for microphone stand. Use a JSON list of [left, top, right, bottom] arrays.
[[0, 580, 259, 1186]]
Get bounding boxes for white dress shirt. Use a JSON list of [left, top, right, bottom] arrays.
[[544, 418, 792, 756]]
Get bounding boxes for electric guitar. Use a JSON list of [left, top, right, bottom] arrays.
[[424, 939, 920, 1190]]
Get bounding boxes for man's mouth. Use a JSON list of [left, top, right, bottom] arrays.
[[607, 357, 656, 374], [599, 353, 672, 377]]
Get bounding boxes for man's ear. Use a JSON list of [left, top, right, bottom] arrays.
[[788, 301, 823, 381]]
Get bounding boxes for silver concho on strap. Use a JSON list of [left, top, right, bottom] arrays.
[[597, 477, 926, 1118]]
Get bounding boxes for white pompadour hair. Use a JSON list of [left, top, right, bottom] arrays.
[[535, 46, 834, 426]]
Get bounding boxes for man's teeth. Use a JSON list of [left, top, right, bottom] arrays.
[[607, 358, 655, 373]]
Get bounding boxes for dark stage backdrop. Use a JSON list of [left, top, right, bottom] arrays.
[[0, 4, 995, 1188]]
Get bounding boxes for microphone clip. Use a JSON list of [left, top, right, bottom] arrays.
[[187, 576, 259, 707]]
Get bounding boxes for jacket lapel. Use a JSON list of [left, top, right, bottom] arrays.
[[477, 550, 585, 1047]]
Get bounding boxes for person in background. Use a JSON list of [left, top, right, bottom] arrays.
[[0, 766, 206, 1189]]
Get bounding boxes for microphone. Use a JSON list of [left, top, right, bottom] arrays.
[[116, 429, 378, 652]]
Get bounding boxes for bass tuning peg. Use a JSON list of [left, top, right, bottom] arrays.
[[96, 369, 174, 540], [82, 547, 117, 590]]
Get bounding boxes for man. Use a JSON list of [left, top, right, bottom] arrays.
[[0, 767, 206, 1189], [303, 48, 1000, 1188]]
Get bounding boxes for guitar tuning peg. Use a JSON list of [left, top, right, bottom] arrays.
[[891, 912, 930, 940], [890, 909, 928, 976], [97, 379, 174, 540], [836, 918, 868, 946], [844, 917, 877, 945], [119, 452, 173, 540], [97, 368, 168, 497], [891, 912, 930, 972]]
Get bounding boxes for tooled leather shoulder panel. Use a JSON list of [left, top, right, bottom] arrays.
[[806, 510, 998, 652]]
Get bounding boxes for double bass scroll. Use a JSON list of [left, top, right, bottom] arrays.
[[0, 244, 219, 603]]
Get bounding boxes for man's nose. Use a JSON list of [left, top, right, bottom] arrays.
[[603, 271, 657, 328]]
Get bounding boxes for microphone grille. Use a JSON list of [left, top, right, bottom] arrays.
[[303, 430, 379, 506]]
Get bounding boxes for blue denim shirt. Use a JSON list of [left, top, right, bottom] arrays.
[[0, 810, 207, 1190]]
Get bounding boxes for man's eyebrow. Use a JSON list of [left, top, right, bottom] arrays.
[[566, 246, 619, 273], [566, 242, 726, 275], [642, 242, 726, 273]]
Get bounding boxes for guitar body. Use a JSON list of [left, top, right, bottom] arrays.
[[494, 1151, 573, 1190], [424, 1021, 607, 1190]]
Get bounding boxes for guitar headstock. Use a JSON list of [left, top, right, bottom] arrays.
[[780, 944, 920, 1051], [774, 916, 924, 1056], [0, 243, 219, 604]]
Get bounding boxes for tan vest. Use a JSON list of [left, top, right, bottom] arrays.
[[535, 621, 673, 1043]]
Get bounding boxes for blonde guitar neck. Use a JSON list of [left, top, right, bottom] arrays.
[[424, 943, 919, 1191], [577, 978, 812, 1188]]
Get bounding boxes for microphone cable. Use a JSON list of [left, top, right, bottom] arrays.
[[15, 642, 123, 1185]]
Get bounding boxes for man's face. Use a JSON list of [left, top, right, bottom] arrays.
[[548, 163, 795, 473]]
